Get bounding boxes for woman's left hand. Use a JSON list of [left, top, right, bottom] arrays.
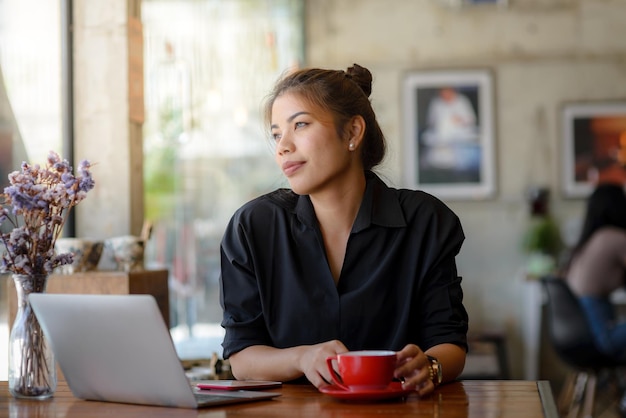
[[394, 344, 435, 397]]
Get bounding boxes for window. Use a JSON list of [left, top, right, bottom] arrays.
[[142, 0, 304, 359], [0, 0, 64, 380], [0, 0, 64, 179]]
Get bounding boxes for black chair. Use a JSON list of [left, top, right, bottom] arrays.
[[540, 275, 626, 418]]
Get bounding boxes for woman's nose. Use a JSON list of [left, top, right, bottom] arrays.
[[276, 133, 294, 155]]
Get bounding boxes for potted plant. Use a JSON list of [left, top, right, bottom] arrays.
[[522, 187, 563, 278]]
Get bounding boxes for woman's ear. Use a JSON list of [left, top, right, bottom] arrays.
[[347, 115, 365, 149]]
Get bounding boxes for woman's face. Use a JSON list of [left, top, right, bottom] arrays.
[[271, 92, 354, 195]]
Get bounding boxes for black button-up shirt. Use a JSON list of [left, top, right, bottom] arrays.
[[220, 171, 468, 359]]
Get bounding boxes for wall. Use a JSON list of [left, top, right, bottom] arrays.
[[73, 0, 145, 239], [305, 0, 626, 379]]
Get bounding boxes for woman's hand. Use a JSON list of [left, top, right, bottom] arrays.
[[394, 344, 435, 397], [297, 340, 348, 388]]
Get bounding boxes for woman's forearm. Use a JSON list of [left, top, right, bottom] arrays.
[[228, 345, 307, 382], [228, 340, 350, 387], [424, 343, 467, 383]]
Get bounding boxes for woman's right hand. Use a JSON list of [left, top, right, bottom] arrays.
[[298, 340, 348, 388]]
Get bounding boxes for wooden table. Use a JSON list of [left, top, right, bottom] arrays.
[[0, 380, 558, 417]]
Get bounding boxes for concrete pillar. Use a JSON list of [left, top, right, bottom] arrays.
[[72, 0, 144, 239]]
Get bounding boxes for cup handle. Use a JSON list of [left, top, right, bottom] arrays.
[[325, 356, 349, 390]]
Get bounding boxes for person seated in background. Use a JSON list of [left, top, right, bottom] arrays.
[[565, 182, 626, 361], [218, 63, 468, 397]]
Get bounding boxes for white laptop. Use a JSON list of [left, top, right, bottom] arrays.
[[29, 293, 280, 409]]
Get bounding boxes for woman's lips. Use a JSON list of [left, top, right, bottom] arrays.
[[282, 161, 304, 176]]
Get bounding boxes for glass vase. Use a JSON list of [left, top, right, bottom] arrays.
[[8, 274, 57, 399]]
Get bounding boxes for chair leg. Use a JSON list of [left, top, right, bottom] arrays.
[[581, 373, 597, 418], [567, 372, 588, 418]]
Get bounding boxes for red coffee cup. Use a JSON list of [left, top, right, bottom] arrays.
[[326, 350, 397, 391]]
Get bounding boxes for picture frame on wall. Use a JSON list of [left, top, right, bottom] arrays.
[[402, 69, 495, 200], [561, 101, 626, 198]]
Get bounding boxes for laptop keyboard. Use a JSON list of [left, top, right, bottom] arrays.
[[195, 393, 232, 402]]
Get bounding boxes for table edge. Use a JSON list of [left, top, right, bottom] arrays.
[[537, 380, 559, 418]]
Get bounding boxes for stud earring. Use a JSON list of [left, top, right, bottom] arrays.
[[349, 142, 355, 150]]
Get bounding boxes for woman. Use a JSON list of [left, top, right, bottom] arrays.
[[219, 64, 468, 396], [566, 182, 626, 360]]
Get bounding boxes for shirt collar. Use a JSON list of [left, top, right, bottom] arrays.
[[294, 171, 407, 232]]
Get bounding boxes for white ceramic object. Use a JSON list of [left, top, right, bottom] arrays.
[[104, 235, 145, 272], [54, 238, 104, 274]]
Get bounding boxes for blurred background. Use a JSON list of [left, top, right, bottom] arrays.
[[1, 0, 625, 396]]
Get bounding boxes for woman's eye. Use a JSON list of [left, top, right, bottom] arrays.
[[295, 121, 307, 129], [272, 132, 282, 142]]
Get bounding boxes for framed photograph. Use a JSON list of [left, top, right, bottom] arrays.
[[562, 102, 626, 198], [403, 69, 495, 199]]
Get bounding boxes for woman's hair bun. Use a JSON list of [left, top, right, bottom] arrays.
[[345, 63, 372, 97]]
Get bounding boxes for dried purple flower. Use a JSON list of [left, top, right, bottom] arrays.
[[0, 151, 95, 275]]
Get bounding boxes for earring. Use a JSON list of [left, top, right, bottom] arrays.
[[349, 142, 355, 150]]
